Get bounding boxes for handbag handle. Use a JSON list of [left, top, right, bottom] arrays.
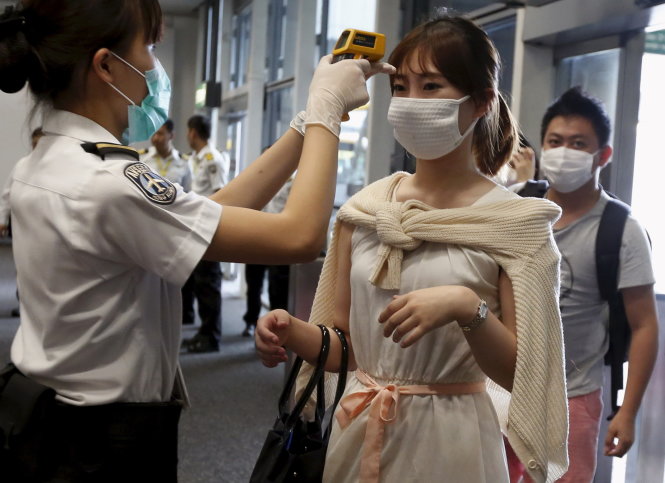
[[330, 327, 349, 411], [317, 327, 348, 437], [278, 325, 330, 430]]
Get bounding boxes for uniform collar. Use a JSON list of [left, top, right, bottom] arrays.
[[159, 148, 181, 162], [195, 142, 212, 160], [43, 109, 121, 145]]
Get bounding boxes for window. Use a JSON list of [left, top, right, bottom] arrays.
[[230, 5, 252, 89], [263, 85, 294, 148], [555, 48, 621, 141], [485, 16, 517, 97], [266, 0, 296, 82], [318, 0, 377, 207], [631, 28, 665, 294]]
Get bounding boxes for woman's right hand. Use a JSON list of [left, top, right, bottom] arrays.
[[305, 55, 395, 136], [255, 309, 291, 367]]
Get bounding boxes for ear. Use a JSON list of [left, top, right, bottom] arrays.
[[473, 88, 495, 118], [598, 145, 613, 168], [90, 48, 115, 84]]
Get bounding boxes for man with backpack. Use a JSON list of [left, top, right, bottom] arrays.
[[507, 87, 658, 482]]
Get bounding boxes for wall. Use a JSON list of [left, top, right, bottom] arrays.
[[513, 0, 665, 151], [0, 90, 35, 188], [165, 14, 201, 154], [0, 11, 201, 190]]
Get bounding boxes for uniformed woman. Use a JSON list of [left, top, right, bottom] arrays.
[[0, 0, 394, 481]]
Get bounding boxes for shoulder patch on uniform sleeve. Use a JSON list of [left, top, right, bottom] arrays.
[[124, 162, 177, 205], [205, 152, 214, 161]]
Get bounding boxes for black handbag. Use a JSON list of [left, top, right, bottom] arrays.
[[250, 325, 349, 483]]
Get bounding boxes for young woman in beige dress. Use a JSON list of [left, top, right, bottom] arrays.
[[256, 13, 568, 483]]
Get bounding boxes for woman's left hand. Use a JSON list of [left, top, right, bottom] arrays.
[[378, 286, 478, 347]]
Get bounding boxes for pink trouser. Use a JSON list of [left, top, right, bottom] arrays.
[[505, 389, 603, 483]]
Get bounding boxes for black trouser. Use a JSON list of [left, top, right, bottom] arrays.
[[243, 264, 290, 327], [243, 264, 268, 326], [182, 260, 222, 342], [267, 265, 290, 312], [6, 400, 182, 483]]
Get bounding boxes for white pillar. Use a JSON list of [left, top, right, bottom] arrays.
[[293, 0, 318, 112], [242, 0, 269, 171], [365, 0, 401, 184]]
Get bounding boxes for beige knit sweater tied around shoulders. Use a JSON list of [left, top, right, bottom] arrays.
[[297, 172, 569, 482]]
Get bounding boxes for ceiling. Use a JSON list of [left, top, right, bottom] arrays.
[[0, 0, 201, 15], [159, 0, 202, 15]]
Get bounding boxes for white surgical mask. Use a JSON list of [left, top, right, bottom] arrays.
[[387, 96, 477, 160], [540, 146, 597, 193]]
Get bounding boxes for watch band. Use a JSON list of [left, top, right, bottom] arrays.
[[459, 299, 488, 332]]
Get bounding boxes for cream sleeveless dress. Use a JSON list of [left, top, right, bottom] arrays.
[[323, 184, 514, 483]]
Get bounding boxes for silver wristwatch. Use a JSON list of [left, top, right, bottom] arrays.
[[459, 299, 488, 332]]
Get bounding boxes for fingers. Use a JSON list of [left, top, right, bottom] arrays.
[[604, 427, 617, 456], [399, 325, 426, 348], [381, 308, 411, 338], [605, 433, 633, 457], [366, 61, 396, 79], [378, 295, 407, 323], [604, 428, 633, 457], [390, 316, 421, 346], [255, 311, 289, 367], [317, 54, 333, 66]]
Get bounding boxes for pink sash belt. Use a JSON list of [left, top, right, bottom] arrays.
[[335, 370, 486, 483]]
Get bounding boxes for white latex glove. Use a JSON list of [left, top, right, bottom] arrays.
[[304, 54, 395, 137], [289, 110, 307, 137]]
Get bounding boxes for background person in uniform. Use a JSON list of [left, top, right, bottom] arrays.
[[0, 0, 393, 480], [140, 118, 192, 191], [505, 87, 658, 483], [243, 175, 293, 337], [181, 114, 228, 352]]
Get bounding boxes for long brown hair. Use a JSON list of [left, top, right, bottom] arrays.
[[388, 14, 518, 175], [0, 0, 162, 104]]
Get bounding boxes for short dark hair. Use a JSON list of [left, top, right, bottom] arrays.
[[541, 87, 611, 147], [188, 115, 211, 141], [162, 119, 174, 133], [0, 0, 162, 103]]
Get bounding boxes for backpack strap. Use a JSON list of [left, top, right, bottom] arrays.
[[596, 197, 630, 300], [595, 196, 631, 417]]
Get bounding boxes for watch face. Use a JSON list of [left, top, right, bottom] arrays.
[[479, 301, 488, 319]]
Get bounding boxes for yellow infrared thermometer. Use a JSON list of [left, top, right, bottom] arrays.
[[332, 29, 386, 121]]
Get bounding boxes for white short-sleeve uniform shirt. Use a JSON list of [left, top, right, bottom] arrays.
[[9, 110, 222, 406], [141, 146, 192, 192], [190, 143, 229, 196]]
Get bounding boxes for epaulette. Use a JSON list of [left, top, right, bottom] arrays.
[[181, 152, 190, 160], [81, 142, 140, 161], [205, 152, 214, 161]]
